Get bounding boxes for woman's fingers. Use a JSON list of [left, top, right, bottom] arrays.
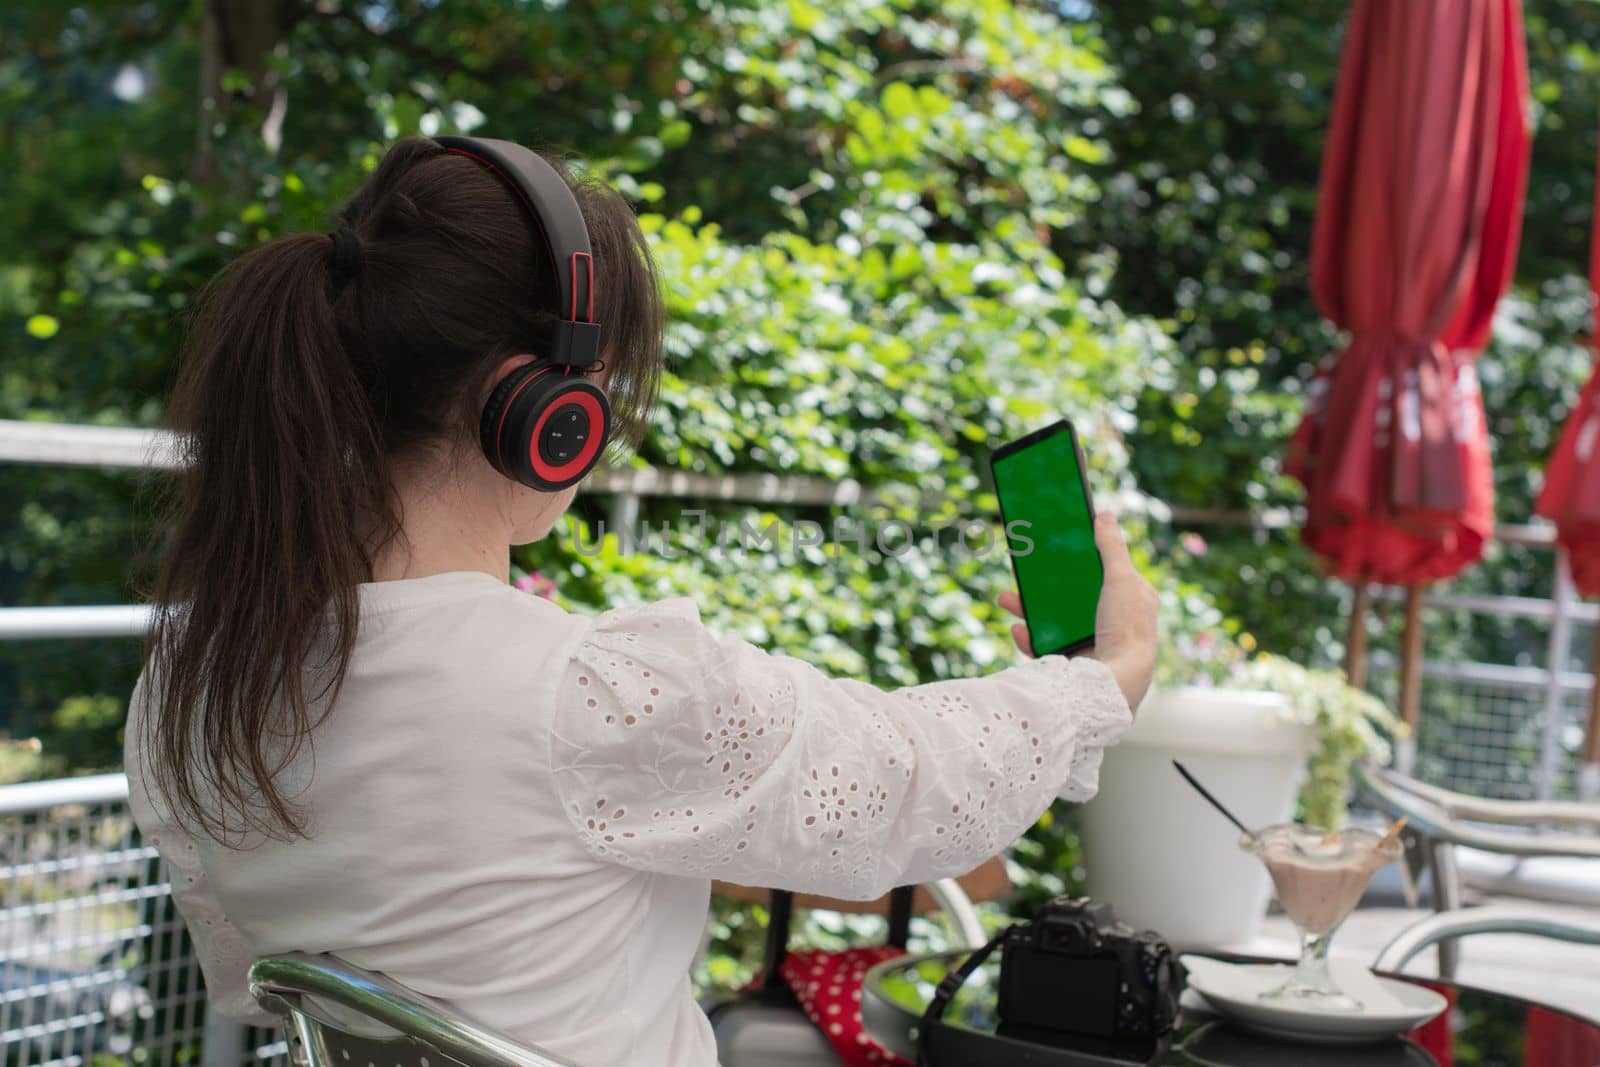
[[1011, 622, 1034, 658], [1093, 510, 1135, 576], [1089, 510, 1159, 712], [999, 591, 1034, 657]]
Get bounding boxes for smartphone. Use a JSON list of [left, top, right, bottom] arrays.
[[988, 419, 1103, 657]]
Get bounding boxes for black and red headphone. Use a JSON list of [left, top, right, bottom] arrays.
[[436, 135, 611, 492]]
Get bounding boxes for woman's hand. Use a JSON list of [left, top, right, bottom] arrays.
[[998, 511, 1158, 712], [997, 589, 1036, 657], [1087, 511, 1158, 711]]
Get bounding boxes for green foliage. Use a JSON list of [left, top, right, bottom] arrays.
[[1072, 0, 1600, 668], [1154, 604, 1403, 829], [1237, 655, 1402, 830], [1, 0, 1159, 996], [0, 739, 49, 786], [47, 693, 126, 773], [9, 0, 1600, 1010]]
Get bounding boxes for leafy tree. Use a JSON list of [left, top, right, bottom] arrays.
[[1070, 0, 1600, 672], [4, 0, 1160, 995], [9, 0, 1600, 1004]]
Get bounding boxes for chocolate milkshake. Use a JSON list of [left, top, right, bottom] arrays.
[[1240, 823, 1405, 1010], [1253, 827, 1400, 935]]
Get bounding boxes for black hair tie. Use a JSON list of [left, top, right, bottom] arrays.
[[325, 226, 363, 300]]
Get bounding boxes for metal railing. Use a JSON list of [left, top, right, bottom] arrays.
[[5, 415, 1600, 1065], [0, 774, 289, 1067], [0, 774, 204, 1066], [1364, 654, 1592, 803], [0, 418, 873, 508], [1177, 512, 1598, 804], [5, 416, 1598, 804]]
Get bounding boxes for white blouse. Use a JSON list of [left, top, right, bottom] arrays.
[[123, 571, 1132, 1067]]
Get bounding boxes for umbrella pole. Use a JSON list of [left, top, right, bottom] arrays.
[[1345, 582, 1371, 689], [1582, 626, 1600, 802], [1396, 585, 1426, 776]]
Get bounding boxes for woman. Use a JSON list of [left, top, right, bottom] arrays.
[[124, 136, 1157, 1067]]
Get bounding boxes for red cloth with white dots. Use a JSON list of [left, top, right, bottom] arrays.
[[777, 946, 916, 1067]]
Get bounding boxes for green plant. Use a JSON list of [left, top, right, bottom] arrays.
[[0, 737, 50, 786], [1153, 591, 1403, 829], [1234, 654, 1402, 830]]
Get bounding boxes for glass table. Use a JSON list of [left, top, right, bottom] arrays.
[[861, 949, 1600, 1066]]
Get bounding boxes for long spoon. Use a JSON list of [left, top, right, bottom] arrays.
[[1173, 760, 1322, 859], [1172, 760, 1257, 840]]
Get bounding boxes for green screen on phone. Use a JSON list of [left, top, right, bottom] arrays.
[[991, 424, 1102, 656]]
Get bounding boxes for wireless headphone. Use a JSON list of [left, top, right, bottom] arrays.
[[435, 135, 611, 492]]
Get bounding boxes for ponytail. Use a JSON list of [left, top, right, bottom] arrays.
[[143, 230, 388, 844]]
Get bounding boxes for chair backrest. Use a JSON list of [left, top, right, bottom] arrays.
[[247, 953, 578, 1067], [1355, 763, 1600, 859]]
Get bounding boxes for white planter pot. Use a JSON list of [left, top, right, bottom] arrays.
[[1076, 686, 1313, 951]]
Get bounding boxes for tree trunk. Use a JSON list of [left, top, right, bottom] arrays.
[[1345, 581, 1370, 689], [194, 0, 298, 184], [1398, 585, 1426, 732]]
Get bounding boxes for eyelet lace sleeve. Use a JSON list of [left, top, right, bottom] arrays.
[[124, 685, 278, 1029], [547, 599, 1133, 900]]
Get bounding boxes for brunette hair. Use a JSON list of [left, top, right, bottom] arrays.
[[139, 137, 662, 844]]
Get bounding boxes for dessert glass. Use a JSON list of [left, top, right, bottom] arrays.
[[1240, 823, 1403, 1012]]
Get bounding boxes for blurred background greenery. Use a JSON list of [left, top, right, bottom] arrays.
[[4, 0, 1600, 994]]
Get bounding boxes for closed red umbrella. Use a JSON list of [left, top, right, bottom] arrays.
[[1286, 0, 1530, 738], [1536, 150, 1600, 594], [1536, 143, 1600, 794]]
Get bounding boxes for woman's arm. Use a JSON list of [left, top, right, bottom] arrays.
[[547, 599, 1133, 901]]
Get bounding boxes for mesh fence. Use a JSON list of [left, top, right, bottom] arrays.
[[1367, 660, 1592, 803], [240, 1029, 290, 1067], [0, 786, 286, 1067]]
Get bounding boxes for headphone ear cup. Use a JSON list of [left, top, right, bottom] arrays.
[[479, 363, 546, 479], [480, 362, 611, 491]]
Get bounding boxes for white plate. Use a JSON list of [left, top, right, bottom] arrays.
[[1180, 956, 1450, 1046]]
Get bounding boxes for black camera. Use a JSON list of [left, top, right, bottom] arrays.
[[995, 897, 1180, 1059]]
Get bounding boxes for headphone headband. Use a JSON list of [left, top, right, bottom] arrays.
[[434, 135, 600, 368]]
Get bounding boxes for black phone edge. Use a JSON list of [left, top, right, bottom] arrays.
[[988, 418, 1100, 659]]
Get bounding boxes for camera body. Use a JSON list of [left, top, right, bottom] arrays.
[[996, 896, 1180, 1058]]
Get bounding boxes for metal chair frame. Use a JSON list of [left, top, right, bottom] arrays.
[[1374, 906, 1600, 975], [1376, 905, 1600, 1025], [247, 880, 986, 1067], [1355, 762, 1600, 979], [248, 953, 577, 1067]]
